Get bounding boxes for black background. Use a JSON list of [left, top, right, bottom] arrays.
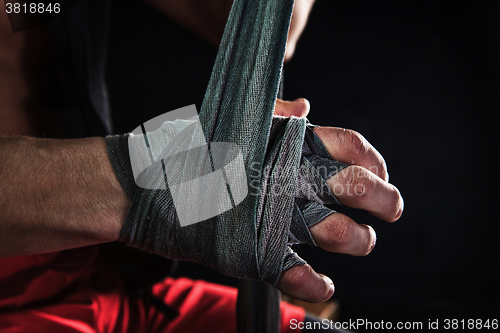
[[107, 0, 500, 328]]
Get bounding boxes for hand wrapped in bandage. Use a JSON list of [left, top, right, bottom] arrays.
[[106, 0, 404, 303], [105, 99, 403, 303]]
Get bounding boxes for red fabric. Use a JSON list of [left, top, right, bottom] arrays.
[[0, 248, 305, 332]]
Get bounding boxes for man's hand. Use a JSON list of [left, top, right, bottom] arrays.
[[274, 98, 404, 302], [145, 0, 315, 62], [1, 98, 403, 306]]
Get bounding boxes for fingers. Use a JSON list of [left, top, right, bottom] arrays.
[[309, 213, 377, 256], [327, 165, 404, 222], [277, 264, 335, 303], [274, 98, 310, 118], [313, 127, 389, 182], [312, 126, 404, 221]]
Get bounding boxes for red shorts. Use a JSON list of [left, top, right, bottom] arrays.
[[0, 247, 305, 333]]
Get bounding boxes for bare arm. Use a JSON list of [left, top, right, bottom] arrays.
[[0, 136, 130, 257]]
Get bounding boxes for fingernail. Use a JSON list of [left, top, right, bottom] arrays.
[[321, 276, 335, 302]]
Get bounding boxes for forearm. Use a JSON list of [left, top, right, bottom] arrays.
[[0, 136, 130, 257]]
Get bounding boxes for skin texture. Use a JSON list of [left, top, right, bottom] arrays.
[[0, 136, 130, 256]]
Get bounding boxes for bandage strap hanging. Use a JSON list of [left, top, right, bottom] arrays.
[[200, 1, 292, 332]]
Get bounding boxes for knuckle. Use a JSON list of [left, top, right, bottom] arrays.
[[353, 167, 371, 196], [335, 166, 372, 202], [326, 215, 351, 247], [282, 264, 312, 290], [339, 129, 368, 158], [279, 264, 326, 303]]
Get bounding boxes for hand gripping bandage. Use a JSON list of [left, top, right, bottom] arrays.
[[105, 0, 347, 286]]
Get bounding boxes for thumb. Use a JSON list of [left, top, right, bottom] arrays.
[[274, 98, 310, 118]]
